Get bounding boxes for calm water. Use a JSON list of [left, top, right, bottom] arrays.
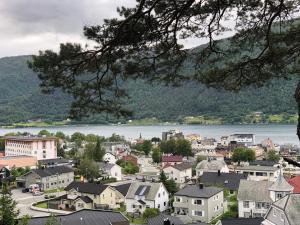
[[0, 124, 298, 145]]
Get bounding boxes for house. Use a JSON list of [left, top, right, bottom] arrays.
[[17, 166, 74, 190], [234, 166, 280, 181], [237, 180, 273, 218], [173, 184, 224, 223], [162, 129, 184, 141], [237, 173, 293, 218], [125, 181, 169, 214], [64, 181, 130, 210], [163, 163, 193, 184], [200, 171, 248, 193], [23, 209, 129, 225], [122, 155, 138, 166], [5, 135, 57, 160], [0, 155, 37, 169], [38, 157, 72, 168], [215, 217, 263, 225], [99, 163, 122, 181], [103, 152, 117, 164], [162, 155, 183, 167], [229, 134, 255, 147], [261, 193, 300, 225], [196, 158, 229, 176]]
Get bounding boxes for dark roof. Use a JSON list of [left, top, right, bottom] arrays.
[[38, 158, 69, 165], [148, 214, 183, 225], [23, 209, 129, 225], [172, 163, 193, 171], [249, 160, 278, 167], [65, 181, 108, 195], [220, 217, 263, 225], [76, 196, 93, 204], [200, 172, 248, 191], [175, 185, 222, 198], [31, 166, 74, 178], [114, 183, 131, 196]]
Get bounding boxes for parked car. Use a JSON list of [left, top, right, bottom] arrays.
[[32, 191, 44, 196], [22, 188, 29, 193], [29, 184, 40, 193]]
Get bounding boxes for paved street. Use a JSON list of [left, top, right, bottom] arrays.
[[12, 189, 65, 218]]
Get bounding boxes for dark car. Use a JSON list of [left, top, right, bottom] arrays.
[[22, 188, 29, 193]]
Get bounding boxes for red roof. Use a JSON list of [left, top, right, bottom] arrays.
[[162, 155, 183, 162], [288, 176, 300, 193]]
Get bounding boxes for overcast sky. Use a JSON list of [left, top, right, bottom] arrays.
[[0, 0, 234, 58]]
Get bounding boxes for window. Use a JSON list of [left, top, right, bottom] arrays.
[[157, 204, 160, 208], [193, 211, 203, 216], [163, 191, 165, 196], [253, 213, 262, 217], [164, 202, 166, 206], [194, 199, 202, 205], [276, 193, 283, 199], [176, 197, 181, 202], [132, 204, 136, 208], [243, 201, 249, 208], [255, 202, 262, 209], [280, 213, 285, 221], [77, 203, 84, 208], [158, 193, 161, 197]]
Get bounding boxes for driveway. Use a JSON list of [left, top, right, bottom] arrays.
[[12, 189, 65, 218]]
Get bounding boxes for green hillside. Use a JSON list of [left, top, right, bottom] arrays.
[[0, 55, 298, 125]]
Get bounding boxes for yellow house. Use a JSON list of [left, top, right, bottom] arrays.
[[63, 181, 131, 211]]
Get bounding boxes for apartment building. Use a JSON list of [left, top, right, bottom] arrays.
[[5, 136, 57, 160]]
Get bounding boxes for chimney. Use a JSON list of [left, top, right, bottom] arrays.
[[164, 218, 171, 225], [199, 183, 204, 189], [218, 170, 221, 176]]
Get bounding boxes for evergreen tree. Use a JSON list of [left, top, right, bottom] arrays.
[[152, 148, 161, 163], [159, 170, 167, 183], [94, 139, 105, 162], [0, 182, 19, 225]]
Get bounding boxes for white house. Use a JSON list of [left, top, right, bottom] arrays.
[[163, 163, 192, 184], [103, 152, 117, 164], [229, 134, 255, 146], [100, 163, 122, 181], [237, 172, 293, 218], [125, 181, 169, 214], [234, 165, 280, 182], [196, 158, 229, 176]]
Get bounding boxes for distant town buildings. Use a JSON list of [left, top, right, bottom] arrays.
[[162, 129, 184, 141], [228, 134, 255, 147], [5, 136, 57, 160]]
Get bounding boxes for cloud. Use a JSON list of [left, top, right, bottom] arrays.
[[0, 0, 136, 57]]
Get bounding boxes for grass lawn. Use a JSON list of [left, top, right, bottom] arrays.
[[35, 202, 48, 209], [44, 188, 64, 194], [130, 217, 146, 224]]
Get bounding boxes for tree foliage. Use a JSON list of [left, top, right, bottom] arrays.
[[232, 147, 256, 163], [142, 208, 159, 219], [78, 158, 100, 180], [0, 182, 19, 225], [160, 139, 192, 157], [152, 148, 161, 163], [267, 150, 280, 161]]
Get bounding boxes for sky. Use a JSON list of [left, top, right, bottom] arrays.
[[0, 0, 233, 58]]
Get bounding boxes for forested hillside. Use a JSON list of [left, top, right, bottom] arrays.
[[0, 55, 298, 125]]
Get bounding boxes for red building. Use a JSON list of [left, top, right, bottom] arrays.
[[122, 155, 138, 166], [288, 176, 300, 193], [162, 155, 183, 167]]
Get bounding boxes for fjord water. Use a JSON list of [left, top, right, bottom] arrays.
[[0, 124, 298, 145]]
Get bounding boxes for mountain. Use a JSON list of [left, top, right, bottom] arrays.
[[0, 55, 298, 125]]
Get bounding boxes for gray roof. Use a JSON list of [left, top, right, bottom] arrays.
[[237, 180, 273, 202], [38, 157, 69, 165], [235, 165, 279, 172], [31, 166, 74, 178], [220, 217, 263, 225], [5, 136, 57, 141], [148, 214, 183, 225], [99, 162, 118, 171], [268, 171, 293, 192], [196, 159, 227, 171], [175, 184, 222, 198], [271, 194, 300, 225], [172, 163, 193, 171], [200, 172, 248, 191], [126, 181, 164, 200], [249, 160, 278, 167], [65, 181, 108, 195], [75, 196, 93, 204], [24, 209, 129, 225]]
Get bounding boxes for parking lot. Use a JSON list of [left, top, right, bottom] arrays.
[[12, 189, 50, 218]]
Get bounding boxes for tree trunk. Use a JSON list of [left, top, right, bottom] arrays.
[[294, 80, 300, 141]]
